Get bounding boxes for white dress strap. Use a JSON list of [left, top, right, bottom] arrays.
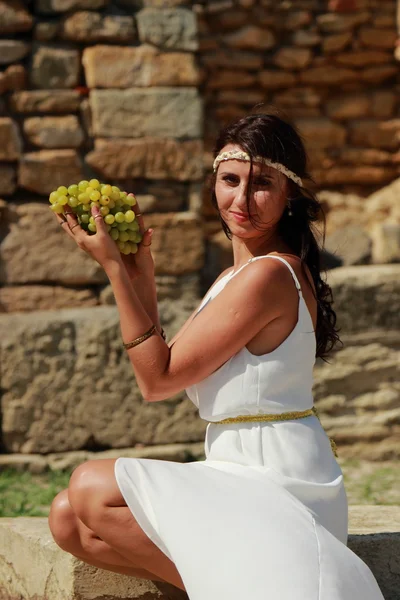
[[230, 255, 302, 294]]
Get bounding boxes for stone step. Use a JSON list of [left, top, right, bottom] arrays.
[[0, 506, 399, 600]]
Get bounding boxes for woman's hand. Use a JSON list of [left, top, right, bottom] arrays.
[[119, 195, 155, 281]]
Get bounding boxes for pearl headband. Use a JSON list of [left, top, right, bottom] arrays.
[[213, 150, 303, 187]]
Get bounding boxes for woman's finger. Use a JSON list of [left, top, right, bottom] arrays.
[[63, 208, 88, 242], [128, 193, 144, 236], [91, 205, 108, 236], [54, 212, 77, 241]]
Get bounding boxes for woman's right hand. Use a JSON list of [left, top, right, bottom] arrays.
[[121, 194, 155, 281]]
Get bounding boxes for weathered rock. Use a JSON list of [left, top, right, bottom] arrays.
[[292, 29, 322, 47], [18, 150, 84, 195], [0, 64, 27, 94], [349, 119, 400, 150], [322, 31, 352, 53], [31, 45, 81, 89], [273, 87, 321, 107], [313, 166, 397, 186], [10, 90, 81, 113], [281, 10, 311, 30], [337, 148, 393, 165], [258, 70, 297, 89], [217, 89, 265, 105], [223, 25, 276, 50], [34, 20, 60, 41], [362, 65, 398, 84], [23, 115, 84, 149], [61, 10, 135, 42], [0, 203, 108, 286], [0, 39, 30, 65], [326, 93, 370, 119], [86, 138, 203, 181], [0, 0, 33, 34], [0, 285, 98, 312], [36, 0, 109, 13], [370, 90, 397, 118], [90, 88, 202, 138], [273, 47, 312, 70], [83, 45, 199, 88], [364, 177, 400, 229], [316, 11, 371, 33], [0, 164, 16, 195], [358, 27, 397, 49], [208, 69, 256, 89], [137, 8, 197, 50], [370, 223, 400, 264], [299, 65, 357, 85], [325, 225, 372, 266], [210, 8, 248, 31], [295, 117, 346, 148], [201, 49, 263, 70], [334, 50, 391, 67], [0, 117, 22, 161]]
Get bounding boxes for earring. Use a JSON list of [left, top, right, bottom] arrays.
[[287, 203, 293, 216]]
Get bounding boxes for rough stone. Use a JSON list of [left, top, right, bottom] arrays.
[[86, 138, 203, 181], [273, 87, 321, 107], [273, 47, 312, 70], [34, 20, 60, 41], [292, 29, 322, 47], [10, 90, 81, 113], [223, 25, 276, 50], [364, 178, 400, 229], [326, 93, 370, 119], [370, 223, 400, 264], [258, 70, 297, 89], [36, 0, 109, 12], [316, 11, 371, 33], [201, 49, 263, 70], [18, 150, 84, 195], [358, 27, 397, 49], [137, 8, 197, 50], [0, 39, 30, 65], [210, 9, 248, 31], [217, 89, 266, 105], [0, 117, 22, 161], [61, 10, 135, 43], [313, 166, 397, 186], [349, 119, 400, 150], [0, 164, 16, 195], [325, 224, 372, 265], [337, 148, 393, 165], [0, 203, 107, 287], [0, 64, 27, 94], [370, 90, 397, 119], [23, 115, 85, 149], [281, 10, 311, 30], [0, 285, 98, 312], [90, 88, 202, 138], [295, 117, 346, 148], [334, 50, 391, 67], [0, 0, 33, 34], [83, 45, 199, 88], [31, 45, 81, 89], [322, 31, 352, 53], [362, 65, 398, 84], [208, 70, 256, 89], [299, 65, 357, 85]]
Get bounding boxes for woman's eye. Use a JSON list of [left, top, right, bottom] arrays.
[[253, 179, 271, 186], [222, 175, 238, 183]]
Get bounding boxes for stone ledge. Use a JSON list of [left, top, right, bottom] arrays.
[[0, 507, 399, 600]]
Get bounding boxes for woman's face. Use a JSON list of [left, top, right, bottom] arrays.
[[214, 144, 288, 238]]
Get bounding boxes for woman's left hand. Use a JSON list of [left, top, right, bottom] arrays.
[[55, 204, 122, 271]]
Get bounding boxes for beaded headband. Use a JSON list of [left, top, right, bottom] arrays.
[[213, 150, 303, 187]]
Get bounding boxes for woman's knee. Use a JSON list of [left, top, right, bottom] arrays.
[[48, 489, 78, 551], [68, 460, 108, 525]]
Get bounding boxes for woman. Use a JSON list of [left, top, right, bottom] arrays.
[[49, 114, 384, 599]]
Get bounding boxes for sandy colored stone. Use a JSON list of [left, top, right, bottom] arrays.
[[31, 45, 80, 89], [364, 178, 400, 228], [137, 7, 197, 50], [0, 203, 107, 286], [358, 26, 397, 49], [362, 65, 398, 84], [61, 10, 134, 42], [334, 49, 391, 67], [0, 164, 16, 195], [0, 285, 98, 312], [273, 47, 312, 70], [325, 224, 371, 265], [338, 148, 393, 165], [299, 65, 357, 85], [371, 90, 397, 118], [258, 70, 297, 89], [90, 88, 202, 138], [34, 20, 60, 41], [322, 31, 352, 53], [83, 45, 199, 88], [23, 115, 84, 148], [36, 0, 109, 12], [0, 39, 30, 65], [86, 138, 203, 181], [217, 89, 265, 105], [295, 117, 346, 148], [0, 117, 22, 161], [0, 0, 33, 34], [349, 119, 400, 150], [292, 29, 321, 47], [316, 11, 371, 33], [223, 25, 276, 50], [274, 87, 321, 107], [282, 10, 311, 30], [370, 223, 400, 264], [0, 64, 26, 94], [201, 49, 263, 70], [10, 90, 81, 113], [326, 93, 370, 119], [208, 69, 256, 89], [18, 149, 84, 194], [313, 166, 397, 186]]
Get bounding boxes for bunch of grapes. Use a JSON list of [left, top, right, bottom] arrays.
[[49, 179, 142, 255]]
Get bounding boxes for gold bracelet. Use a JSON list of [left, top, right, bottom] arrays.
[[123, 324, 156, 350]]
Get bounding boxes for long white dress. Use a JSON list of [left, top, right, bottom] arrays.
[[115, 255, 384, 599]]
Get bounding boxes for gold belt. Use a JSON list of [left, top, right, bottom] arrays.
[[210, 407, 338, 457]]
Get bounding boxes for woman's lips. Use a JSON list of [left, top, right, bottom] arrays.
[[230, 211, 249, 222]]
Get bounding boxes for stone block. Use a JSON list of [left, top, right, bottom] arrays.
[[0, 0, 33, 34], [0, 64, 27, 94], [223, 25, 276, 50], [36, 0, 109, 12], [10, 90, 81, 113], [34, 20, 60, 41], [282, 10, 311, 30], [0, 164, 16, 195], [349, 119, 400, 150], [299, 65, 357, 85], [0, 117, 22, 161], [208, 70, 256, 89], [326, 93, 370, 119], [83, 45, 199, 88], [325, 224, 371, 265], [316, 11, 371, 33], [313, 165, 397, 186], [137, 8, 197, 50], [361, 65, 398, 84], [295, 117, 346, 148], [217, 89, 266, 105], [31, 45, 81, 89], [334, 49, 391, 67], [273, 87, 321, 107], [61, 10, 135, 43], [322, 31, 352, 53], [23, 115, 84, 149], [210, 8, 248, 31], [86, 138, 203, 181], [90, 88, 202, 139], [364, 177, 400, 228], [201, 49, 263, 70], [358, 27, 397, 49], [273, 47, 312, 70], [370, 223, 400, 264], [0, 285, 98, 312], [258, 70, 297, 89], [0, 39, 30, 65], [371, 91, 397, 118], [0, 202, 108, 287], [18, 150, 84, 195], [338, 148, 393, 165], [292, 29, 322, 47]]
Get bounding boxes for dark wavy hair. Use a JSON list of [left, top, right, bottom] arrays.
[[210, 113, 341, 361]]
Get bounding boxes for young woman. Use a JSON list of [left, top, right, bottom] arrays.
[[49, 114, 384, 599]]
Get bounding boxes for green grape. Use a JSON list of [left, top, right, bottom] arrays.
[[121, 243, 131, 255], [119, 231, 129, 242], [101, 184, 112, 196], [117, 222, 128, 231], [127, 220, 139, 231], [104, 214, 115, 225], [90, 190, 101, 202], [88, 222, 97, 232], [78, 180, 89, 191], [108, 198, 115, 209], [124, 210, 135, 223], [80, 214, 90, 224], [82, 204, 91, 211], [100, 206, 109, 216], [119, 191, 128, 202], [125, 194, 137, 207], [100, 195, 110, 206], [68, 184, 79, 197], [130, 242, 138, 254], [112, 185, 120, 194], [49, 191, 59, 204], [57, 186, 68, 195], [127, 230, 136, 242], [115, 211, 125, 223], [58, 195, 69, 206], [106, 224, 111, 232], [85, 186, 94, 196], [110, 228, 119, 240], [50, 203, 64, 214], [110, 190, 120, 201], [89, 179, 100, 189], [132, 232, 142, 243], [117, 240, 126, 252], [68, 196, 79, 208], [78, 192, 90, 204]]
